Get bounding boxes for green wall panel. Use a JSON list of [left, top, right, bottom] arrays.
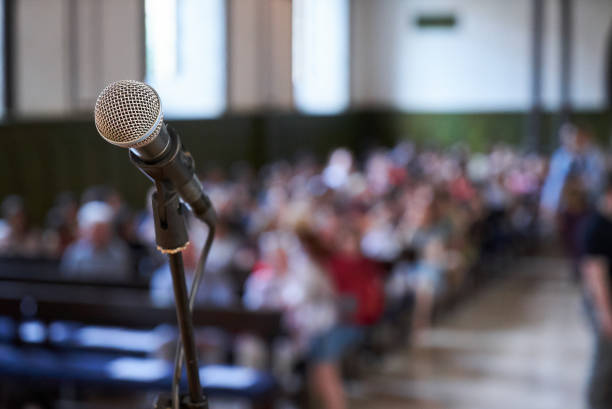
[[0, 110, 609, 223]]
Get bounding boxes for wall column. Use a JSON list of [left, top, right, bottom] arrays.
[[559, 0, 572, 126], [528, 0, 544, 152]]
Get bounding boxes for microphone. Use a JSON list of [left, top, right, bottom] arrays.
[[94, 80, 215, 224]]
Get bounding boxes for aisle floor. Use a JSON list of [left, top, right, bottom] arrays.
[[348, 258, 591, 409]]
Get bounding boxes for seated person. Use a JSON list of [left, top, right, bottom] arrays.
[[115, 208, 157, 281], [244, 228, 352, 409], [298, 222, 384, 409], [150, 224, 237, 308], [325, 227, 385, 329], [243, 229, 337, 348], [61, 201, 132, 280], [387, 238, 447, 338], [392, 193, 453, 337], [43, 192, 78, 257], [0, 195, 44, 257]]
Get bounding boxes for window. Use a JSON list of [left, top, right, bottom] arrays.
[[292, 0, 349, 114], [145, 0, 226, 118]]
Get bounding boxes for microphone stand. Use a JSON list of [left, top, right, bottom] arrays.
[[149, 181, 208, 409]]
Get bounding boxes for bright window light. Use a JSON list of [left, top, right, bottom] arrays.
[[292, 0, 350, 114], [145, 0, 226, 118]]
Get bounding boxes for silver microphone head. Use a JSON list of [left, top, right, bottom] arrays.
[[94, 80, 164, 149]]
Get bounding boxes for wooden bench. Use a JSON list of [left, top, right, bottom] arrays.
[[0, 279, 285, 408], [0, 256, 149, 289]]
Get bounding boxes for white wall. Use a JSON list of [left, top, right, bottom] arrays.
[[11, 0, 612, 116], [352, 0, 532, 111], [569, 0, 611, 109], [352, 0, 612, 112], [228, 0, 292, 112], [15, 0, 70, 115], [14, 0, 143, 117]]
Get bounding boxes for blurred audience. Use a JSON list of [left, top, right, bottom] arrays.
[[0, 138, 566, 408], [0, 142, 550, 307]]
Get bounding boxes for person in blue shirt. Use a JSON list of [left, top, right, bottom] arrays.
[[540, 123, 605, 220], [540, 124, 605, 280]]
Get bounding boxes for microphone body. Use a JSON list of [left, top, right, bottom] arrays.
[[94, 80, 215, 224], [129, 124, 215, 224]]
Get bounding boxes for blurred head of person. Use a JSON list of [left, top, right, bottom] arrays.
[[81, 185, 123, 215], [114, 208, 140, 245], [44, 192, 79, 256], [365, 150, 393, 194], [1, 195, 28, 236], [179, 239, 200, 273], [77, 201, 115, 249], [598, 175, 612, 218], [258, 231, 290, 275], [323, 148, 353, 189], [336, 226, 362, 258], [559, 123, 583, 153], [52, 192, 78, 224], [0, 195, 45, 257], [403, 184, 436, 228]]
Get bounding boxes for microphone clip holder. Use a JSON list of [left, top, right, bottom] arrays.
[[151, 181, 189, 253]]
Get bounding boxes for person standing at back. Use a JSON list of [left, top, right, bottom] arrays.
[[581, 175, 612, 409]]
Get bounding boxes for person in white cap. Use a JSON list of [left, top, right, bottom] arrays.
[[60, 201, 131, 281]]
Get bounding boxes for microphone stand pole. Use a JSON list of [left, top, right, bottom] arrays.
[[168, 252, 205, 406], [150, 181, 208, 409]]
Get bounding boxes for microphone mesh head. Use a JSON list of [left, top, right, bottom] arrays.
[[94, 80, 164, 148]]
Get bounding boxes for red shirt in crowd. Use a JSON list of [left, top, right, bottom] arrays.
[[327, 254, 385, 326]]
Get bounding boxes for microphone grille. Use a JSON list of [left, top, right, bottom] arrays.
[[94, 80, 164, 148]]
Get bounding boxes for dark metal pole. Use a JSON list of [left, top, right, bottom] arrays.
[[67, 0, 78, 111], [528, 0, 544, 152], [3, 0, 15, 116], [559, 0, 572, 125], [605, 25, 612, 112], [168, 252, 204, 405]]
